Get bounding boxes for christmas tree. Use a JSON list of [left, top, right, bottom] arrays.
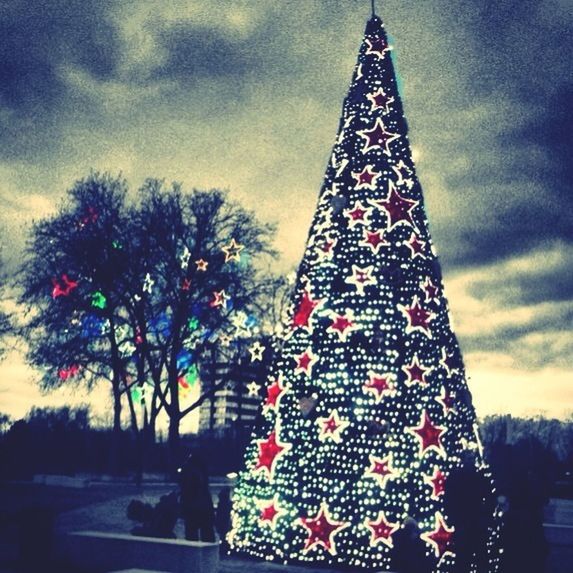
[[228, 13, 502, 572]]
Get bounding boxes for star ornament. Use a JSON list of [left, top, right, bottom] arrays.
[[258, 495, 287, 529], [294, 348, 318, 377], [331, 155, 349, 178], [316, 235, 337, 262], [405, 232, 427, 259], [52, 274, 78, 298], [436, 386, 456, 416], [343, 200, 373, 228], [143, 273, 155, 294], [423, 466, 447, 500], [180, 246, 191, 268], [222, 238, 244, 263], [365, 35, 391, 60], [292, 288, 323, 332], [366, 87, 394, 114], [248, 341, 265, 362], [401, 354, 431, 387], [407, 411, 447, 458], [298, 502, 350, 556], [364, 453, 399, 489], [364, 512, 399, 548], [316, 409, 350, 443], [357, 118, 399, 156], [363, 371, 397, 403], [440, 348, 459, 377], [352, 165, 381, 190], [360, 228, 389, 255], [421, 512, 455, 561], [327, 310, 358, 342], [392, 160, 414, 189], [195, 258, 208, 271], [263, 375, 286, 412], [421, 277, 440, 304], [398, 296, 434, 337], [254, 427, 291, 481], [209, 289, 228, 308], [370, 182, 419, 231], [246, 380, 261, 397], [345, 264, 376, 295]]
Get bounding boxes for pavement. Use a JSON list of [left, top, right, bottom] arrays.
[[2, 479, 573, 572]]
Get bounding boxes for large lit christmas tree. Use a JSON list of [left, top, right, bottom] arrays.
[[228, 12, 502, 572]]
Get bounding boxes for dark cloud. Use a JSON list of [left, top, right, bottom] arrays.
[[0, 0, 122, 160]]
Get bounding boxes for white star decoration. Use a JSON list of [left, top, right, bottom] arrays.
[[345, 264, 376, 295], [249, 341, 265, 362], [143, 273, 154, 294]]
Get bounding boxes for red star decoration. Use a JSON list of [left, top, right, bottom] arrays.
[[255, 429, 291, 480], [299, 502, 349, 556], [318, 236, 337, 261], [343, 200, 372, 228], [363, 371, 396, 403], [292, 288, 321, 331], [58, 365, 80, 380], [365, 36, 390, 60], [360, 228, 389, 255], [260, 503, 279, 523], [209, 289, 228, 308], [259, 495, 286, 528], [316, 409, 350, 443], [294, 348, 318, 376], [364, 512, 399, 547], [398, 296, 434, 337], [52, 274, 78, 298], [181, 278, 191, 291], [401, 354, 430, 387], [405, 232, 426, 259], [352, 165, 381, 190], [357, 118, 399, 156], [367, 88, 394, 114], [370, 182, 419, 230], [436, 386, 456, 416], [423, 467, 447, 500], [327, 312, 357, 341], [264, 376, 286, 412], [421, 512, 455, 561], [421, 277, 440, 304], [364, 453, 398, 488], [440, 348, 459, 377], [407, 411, 446, 458]]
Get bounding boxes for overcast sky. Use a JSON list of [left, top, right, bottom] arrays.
[[0, 0, 571, 424]]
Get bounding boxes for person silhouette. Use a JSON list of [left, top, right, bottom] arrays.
[[443, 451, 494, 572], [391, 516, 433, 573], [179, 451, 215, 542], [215, 486, 232, 555]]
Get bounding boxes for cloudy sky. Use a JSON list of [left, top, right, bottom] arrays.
[[0, 0, 571, 423]]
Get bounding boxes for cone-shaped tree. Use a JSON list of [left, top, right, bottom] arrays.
[[229, 14, 502, 572]]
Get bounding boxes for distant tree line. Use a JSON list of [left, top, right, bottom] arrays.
[[1, 407, 572, 489]]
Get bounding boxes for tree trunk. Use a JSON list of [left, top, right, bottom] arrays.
[[109, 378, 122, 475], [168, 411, 181, 474]]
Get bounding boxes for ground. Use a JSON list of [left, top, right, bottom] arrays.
[[0, 478, 571, 573]]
